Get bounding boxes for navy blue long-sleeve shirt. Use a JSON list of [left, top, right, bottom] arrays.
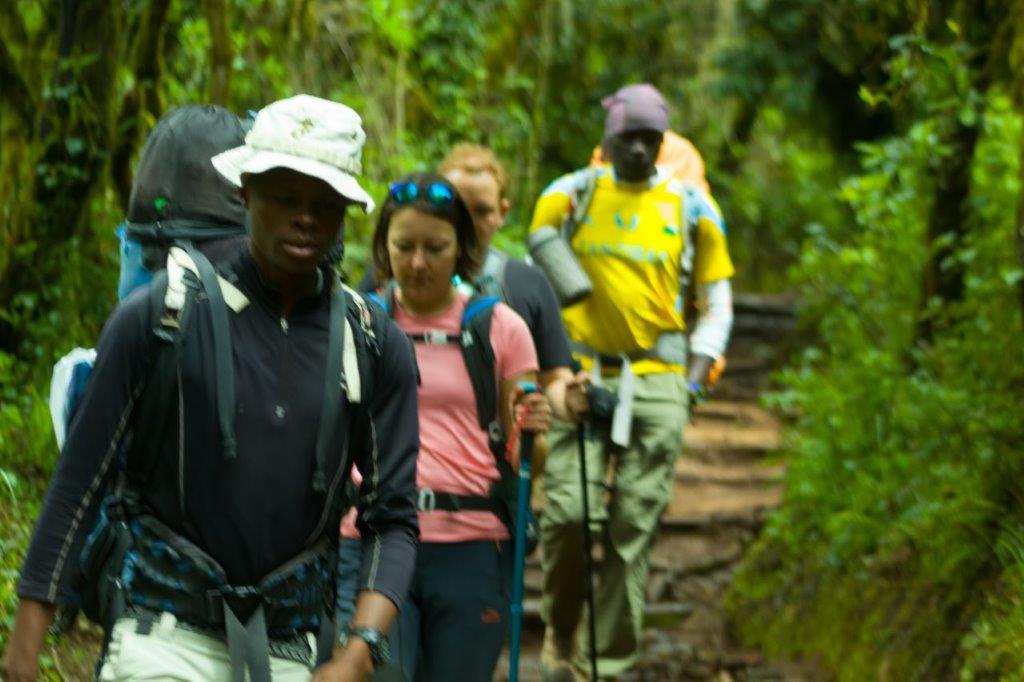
[[19, 249, 419, 612]]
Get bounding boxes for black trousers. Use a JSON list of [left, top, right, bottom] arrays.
[[394, 540, 512, 682]]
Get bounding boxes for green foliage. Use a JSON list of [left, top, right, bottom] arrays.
[[960, 529, 1024, 679], [4, 0, 1024, 677], [0, 382, 62, 676], [729, 89, 1024, 679]]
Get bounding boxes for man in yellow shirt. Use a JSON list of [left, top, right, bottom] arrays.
[[590, 128, 711, 196], [528, 83, 735, 680]]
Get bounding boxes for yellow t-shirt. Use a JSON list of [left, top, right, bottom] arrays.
[[528, 165, 734, 374]]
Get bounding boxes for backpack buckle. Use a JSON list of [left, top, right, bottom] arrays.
[[424, 330, 449, 345], [417, 488, 436, 512], [207, 585, 262, 623]]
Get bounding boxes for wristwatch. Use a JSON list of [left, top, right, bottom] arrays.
[[341, 625, 391, 667]]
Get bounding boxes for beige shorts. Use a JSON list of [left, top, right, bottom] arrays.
[[98, 614, 316, 681]]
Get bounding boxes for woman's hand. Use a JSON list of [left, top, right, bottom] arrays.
[[514, 386, 553, 434]]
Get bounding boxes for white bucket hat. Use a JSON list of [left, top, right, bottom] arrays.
[[211, 94, 375, 212]]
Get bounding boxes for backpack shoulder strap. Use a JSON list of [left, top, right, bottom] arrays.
[[673, 182, 707, 313], [311, 277, 349, 493], [561, 167, 600, 242], [126, 246, 252, 488], [342, 282, 390, 404], [168, 245, 242, 459], [474, 249, 510, 301], [460, 294, 520, 532], [126, 269, 191, 486], [460, 294, 501, 432]]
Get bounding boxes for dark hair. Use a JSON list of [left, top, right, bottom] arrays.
[[371, 171, 480, 282]]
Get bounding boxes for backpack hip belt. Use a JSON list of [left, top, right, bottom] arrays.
[[120, 509, 340, 682], [416, 486, 506, 515]]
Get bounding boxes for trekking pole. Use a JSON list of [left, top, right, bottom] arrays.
[[508, 381, 539, 682], [579, 378, 602, 682]]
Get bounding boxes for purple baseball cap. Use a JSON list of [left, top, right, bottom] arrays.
[[602, 83, 670, 139]]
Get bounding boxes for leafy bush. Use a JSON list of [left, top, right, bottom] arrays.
[[729, 91, 1024, 679]]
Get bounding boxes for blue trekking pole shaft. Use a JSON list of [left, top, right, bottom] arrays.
[[509, 382, 538, 682]]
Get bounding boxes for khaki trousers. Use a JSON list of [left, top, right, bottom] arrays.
[[540, 372, 688, 679], [98, 614, 315, 681]]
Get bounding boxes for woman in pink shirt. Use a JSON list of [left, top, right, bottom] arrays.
[[340, 172, 551, 681]]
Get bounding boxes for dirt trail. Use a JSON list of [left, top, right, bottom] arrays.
[[499, 294, 820, 681]]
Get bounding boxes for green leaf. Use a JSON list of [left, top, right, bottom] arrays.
[[65, 138, 85, 156]]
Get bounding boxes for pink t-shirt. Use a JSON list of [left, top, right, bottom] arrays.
[[342, 292, 538, 543]]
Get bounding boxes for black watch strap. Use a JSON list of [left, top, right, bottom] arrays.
[[343, 625, 391, 666]]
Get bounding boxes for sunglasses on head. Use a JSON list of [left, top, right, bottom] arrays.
[[389, 180, 455, 207]]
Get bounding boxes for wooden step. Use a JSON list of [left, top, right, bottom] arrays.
[[675, 460, 785, 486], [685, 418, 780, 450], [660, 507, 774, 531], [691, 400, 778, 427], [667, 477, 783, 519]]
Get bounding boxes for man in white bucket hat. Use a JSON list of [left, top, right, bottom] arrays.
[[4, 94, 418, 682], [214, 94, 376, 213]]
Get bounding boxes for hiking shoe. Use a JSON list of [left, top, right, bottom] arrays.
[[540, 628, 580, 682]]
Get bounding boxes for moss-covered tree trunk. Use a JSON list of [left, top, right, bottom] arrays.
[[204, 0, 234, 106], [111, 0, 174, 210], [916, 120, 981, 344], [916, 0, 996, 345], [1016, 115, 1024, 326], [0, 0, 122, 355]]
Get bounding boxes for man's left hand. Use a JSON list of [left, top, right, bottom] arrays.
[[563, 370, 591, 422], [312, 640, 374, 682], [686, 354, 716, 402]]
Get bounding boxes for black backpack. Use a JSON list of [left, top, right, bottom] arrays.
[[69, 264, 389, 681], [125, 104, 250, 271], [122, 105, 251, 459]]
